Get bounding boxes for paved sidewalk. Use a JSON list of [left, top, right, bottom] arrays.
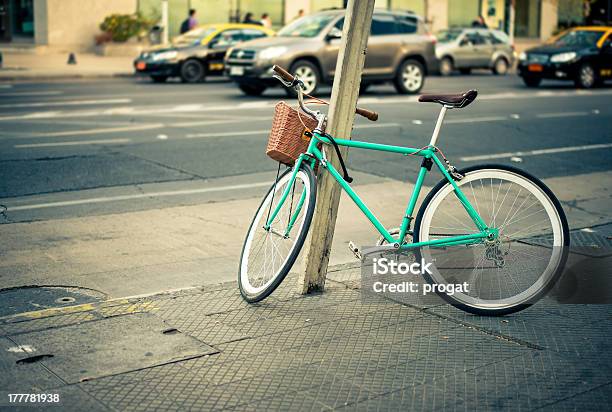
[[1, 171, 611, 297], [1, 263, 611, 411], [0, 51, 134, 81]]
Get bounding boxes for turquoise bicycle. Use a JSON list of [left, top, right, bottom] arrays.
[[239, 65, 569, 315]]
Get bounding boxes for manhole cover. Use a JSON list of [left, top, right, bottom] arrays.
[[0, 287, 106, 318]]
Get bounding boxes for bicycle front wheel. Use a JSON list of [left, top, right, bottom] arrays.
[[414, 165, 569, 316], [239, 162, 316, 302]]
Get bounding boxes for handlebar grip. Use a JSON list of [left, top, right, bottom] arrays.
[[272, 65, 295, 83], [356, 107, 379, 122]]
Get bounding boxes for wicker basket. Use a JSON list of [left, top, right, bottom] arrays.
[[266, 101, 318, 166]]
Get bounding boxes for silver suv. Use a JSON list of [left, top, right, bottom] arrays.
[[435, 28, 516, 75], [225, 9, 438, 96]]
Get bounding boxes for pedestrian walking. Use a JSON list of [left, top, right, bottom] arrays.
[[180, 9, 198, 34], [471, 15, 487, 28], [243, 12, 262, 26], [260, 13, 272, 29]]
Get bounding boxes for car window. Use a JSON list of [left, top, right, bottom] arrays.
[[490, 31, 509, 44], [465, 32, 486, 45], [277, 14, 335, 38], [173, 27, 216, 46], [396, 16, 418, 34], [242, 29, 267, 41], [371, 14, 398, 36], [334, 17, 344, 30], [437, 29, 462, 42], [554, 30, 604, 47], [211, 29, 243, 48]]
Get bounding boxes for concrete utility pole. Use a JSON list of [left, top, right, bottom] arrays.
[[299, 0, 376, 293], [161, 0, 169, 44], [508, 0, 515, 45]]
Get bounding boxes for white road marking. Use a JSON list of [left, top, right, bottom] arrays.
[[0, 98, 131, 109], [1, 89, 610, 122], [445, 116, 508, 124], [460, 143, 612, 162], [0, 85, 13, 89], [15, 138, 131, 148], [536, 111, 590, 119], [170, 118, 260, 127], [7, 345, 36, 353], [6, 182, 272, 211], [510, 114, 520, 119], [186, 130, 266, 139], [412, 120, 423, 125], [0, 91, 63, 97], [157, 134, 168, 140], [184, 123, 400, 139], [24, 123, 165, 138]]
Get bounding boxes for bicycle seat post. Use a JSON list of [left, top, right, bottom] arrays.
[[429, 105, 452, 147]]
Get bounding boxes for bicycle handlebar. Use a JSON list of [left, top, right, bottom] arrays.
[[272, 65, 378, 122]]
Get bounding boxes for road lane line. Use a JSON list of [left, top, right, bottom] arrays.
[[536, 111, 590, 119], [170, 119, 260, 127], [1, 89, 611, 122], [0, 91, 63, 97], [184, 123, 401, 138], [0, 98, 132, 109], [446, 116, 508, 124], [15, 138, 131, 148], [460, 143, 612, 162], [6, 182, 272, 211], [0, 85, 13, 89], [25, 123, 165, 138]]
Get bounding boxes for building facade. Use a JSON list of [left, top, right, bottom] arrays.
[[0, 0, 137, 51]]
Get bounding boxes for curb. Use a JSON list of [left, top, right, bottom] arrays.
[[0, 72, 135, 82]]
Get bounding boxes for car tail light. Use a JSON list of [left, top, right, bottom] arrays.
[[427, 33, 437, 44]]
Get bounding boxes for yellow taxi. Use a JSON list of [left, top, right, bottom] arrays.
[[518, 26, 612, 88], [134, 23, 275, 83]]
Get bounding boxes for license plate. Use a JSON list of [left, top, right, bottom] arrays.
[[230, 66, 244, 76], [528, 64, 543, 72], [209, 62, 224, 71], [136, 61, 146, 71]]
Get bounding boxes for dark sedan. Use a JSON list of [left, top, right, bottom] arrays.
[[134, 24, 274, 83], [518, 26, 612, 88]]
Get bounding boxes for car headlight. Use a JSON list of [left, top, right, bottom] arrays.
[[550, 52, 576, 63], [152, 51, 178, 61], [518, 51, 527, 61], [259, 46, 288, 60]]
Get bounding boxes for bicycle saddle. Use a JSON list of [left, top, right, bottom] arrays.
[[418, 90, 478, 108]]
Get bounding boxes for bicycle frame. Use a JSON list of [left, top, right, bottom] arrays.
[[265, 131, 493, 250]]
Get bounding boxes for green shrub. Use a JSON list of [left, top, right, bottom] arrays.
[[100, 13, 154, 42]]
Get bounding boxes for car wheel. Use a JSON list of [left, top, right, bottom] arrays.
[[239, 84, 267, 96], [522, 75, 542, 88], [151, 75, 168, 83], [575, 63, 596, 89], [287, 60, 320, 97], [439, 57, 454, 76], [459, 68, 471, 75], [180, 59, 206, 83], [359, 82, 370, 94], [394, 59, 425, 94], [492, 57, 509, 75]]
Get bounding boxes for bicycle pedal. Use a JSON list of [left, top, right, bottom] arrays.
[[348, 241, 362, 260]]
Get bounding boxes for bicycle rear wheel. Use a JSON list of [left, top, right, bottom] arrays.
[[239, 163, 316, 302], [414, 164, 569, 316]]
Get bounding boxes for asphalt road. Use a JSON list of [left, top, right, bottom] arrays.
[[1, 74, 611, 223]]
